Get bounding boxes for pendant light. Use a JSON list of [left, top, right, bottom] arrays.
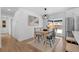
[[42, 8, 48, 19]]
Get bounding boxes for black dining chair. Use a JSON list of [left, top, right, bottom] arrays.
[[44, 30, 55, 47]]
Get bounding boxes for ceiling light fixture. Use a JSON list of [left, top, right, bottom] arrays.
[[7, 9, 11, 11], [42, 8, 48, 19]]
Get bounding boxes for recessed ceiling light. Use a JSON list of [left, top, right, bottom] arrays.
[[7, 9, 11, 11]]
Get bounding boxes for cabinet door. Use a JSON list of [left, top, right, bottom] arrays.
[[76, 16, 79, 31], [66, 17, 74, 37], [0, 20, 1, 28]]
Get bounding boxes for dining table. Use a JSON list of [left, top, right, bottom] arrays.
[[35, 30, 48, 40]]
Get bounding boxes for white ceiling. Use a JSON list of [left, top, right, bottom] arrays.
[[1, 7, 18, 17], [25, 7, 70, 15], [1, 7, 72, 17]]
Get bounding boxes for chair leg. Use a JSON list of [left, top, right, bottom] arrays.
[[50, 40, 52, 47], [43, 41, 45, 45], [37, 36, 40, 43], [48, 39, 52, 47], [37, 35, 42, 43]]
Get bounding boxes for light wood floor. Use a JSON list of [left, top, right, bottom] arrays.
[[66, 42, 79, 52], [0, 35, 41, 52], [65, 37, 79, 52], [0, 34, 65, 52], [0, 34, 79, 52]]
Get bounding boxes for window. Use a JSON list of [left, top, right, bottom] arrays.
[[56, 29, 62, 34]]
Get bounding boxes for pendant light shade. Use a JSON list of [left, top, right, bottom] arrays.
[[42, 8, 49, 19], [42, 14, 48, 19]]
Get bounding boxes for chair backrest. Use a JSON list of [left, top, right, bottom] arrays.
[[48, 30, 55, 38], [34, 27, 43, 36], [34, 27, 43, 33]]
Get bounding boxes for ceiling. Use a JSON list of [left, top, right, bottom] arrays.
[[1, 7, 18, 17], [1, 7, 72, 17], [25, 7, 71, 15]]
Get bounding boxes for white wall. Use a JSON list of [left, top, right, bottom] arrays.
[[12, 8, 43, 41], [1, 16, 12, 35], [0, 8, 1, 48]]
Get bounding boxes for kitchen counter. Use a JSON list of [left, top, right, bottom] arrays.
[[72, 31, 79, 44]]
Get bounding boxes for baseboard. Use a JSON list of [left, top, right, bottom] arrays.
[[66, 40, 78, 45], [17, 37, 34, 42]]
